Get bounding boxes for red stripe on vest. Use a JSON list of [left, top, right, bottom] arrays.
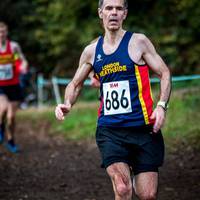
[[138, 65, 155, 124]]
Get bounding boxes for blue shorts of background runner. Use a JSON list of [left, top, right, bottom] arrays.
[[96, 125, 164, 175]]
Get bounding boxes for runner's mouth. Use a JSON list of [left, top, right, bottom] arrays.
[[109, 19, 118, 23]]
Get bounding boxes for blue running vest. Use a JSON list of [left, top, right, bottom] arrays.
[[93, 31, 154, 127]]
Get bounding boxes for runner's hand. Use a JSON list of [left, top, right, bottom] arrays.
[[55, 100, 71, 120], [90, 77, 100, 88], [150, 106, 166, 133]]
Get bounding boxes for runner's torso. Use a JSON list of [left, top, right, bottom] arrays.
[[0, 40, 20, 86], [93, 31, 154, 127]]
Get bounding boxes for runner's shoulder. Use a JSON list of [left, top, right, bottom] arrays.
[[131, 33, 149, 44], [10, 41, 21, 53], [82, 39, 98, 59], [132, 33, 153, 47]]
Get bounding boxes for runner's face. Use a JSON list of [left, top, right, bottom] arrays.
[[98, 0, 127, 31], [0, 27, 7, 42]]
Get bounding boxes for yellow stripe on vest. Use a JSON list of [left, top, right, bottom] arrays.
[[0, 54, 15, 64]]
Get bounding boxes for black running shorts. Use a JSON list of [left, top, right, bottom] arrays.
[[96, 125, 165, 175], [0, 84, 23, 101]]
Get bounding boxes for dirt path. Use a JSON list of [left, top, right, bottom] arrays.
[[0, 119, 199, 200]]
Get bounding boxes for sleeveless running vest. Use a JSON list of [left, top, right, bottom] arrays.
[[0, 40, 21, 86], [93, 31, 154, 127]]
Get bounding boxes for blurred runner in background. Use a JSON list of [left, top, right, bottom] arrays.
[[0, 21, 28, 153]]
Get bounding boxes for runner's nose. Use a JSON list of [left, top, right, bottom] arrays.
[[111, 8, 117, 15]]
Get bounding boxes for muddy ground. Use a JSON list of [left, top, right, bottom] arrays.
[[0, 118, 199, 200]]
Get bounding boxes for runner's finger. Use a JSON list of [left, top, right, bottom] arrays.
[[153, 114, 160, 133], [55, 107, 65, 120]]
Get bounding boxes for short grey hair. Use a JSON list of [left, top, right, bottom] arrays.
[[98, 0, 128, 9]]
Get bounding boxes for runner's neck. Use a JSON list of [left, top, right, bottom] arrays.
[[0, 39, 7, 51], [104, 29, 126, 46]]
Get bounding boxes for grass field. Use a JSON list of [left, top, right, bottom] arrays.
[[18, 86, 200, 148]]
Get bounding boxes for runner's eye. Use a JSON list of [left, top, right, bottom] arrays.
[[116, 6, 124, 11], [105, 6, 113, 11], [104, 6, 124, 11]]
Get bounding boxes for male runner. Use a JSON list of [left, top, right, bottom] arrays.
[[0, 22, 28, 153], [55, 0, 171, 199]]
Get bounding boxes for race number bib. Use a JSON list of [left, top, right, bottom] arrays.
[[103, 80, 132, 115], [0, 64, 14, 80]]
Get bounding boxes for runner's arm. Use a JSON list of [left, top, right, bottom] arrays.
[[140, 35, 171, 132], [64, 62, 92, 106], [141, 35, 171, 103], [12, 41, 28, 73], [55, 46, 93, 120], [88, 37, 100, 88]]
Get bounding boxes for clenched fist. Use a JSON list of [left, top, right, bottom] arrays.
[[55, 100, 72, 120]]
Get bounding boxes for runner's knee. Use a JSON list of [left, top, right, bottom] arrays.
[[136, 189, 157, 200], [113, 173, 132, 197], [0, 107, 7, 122], [6, 114, 15, 127], [116, 182, 132, 197]]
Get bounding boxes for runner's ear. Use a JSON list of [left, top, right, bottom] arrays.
[[123, 9, 128, 20], [98, 8, 103, 19]]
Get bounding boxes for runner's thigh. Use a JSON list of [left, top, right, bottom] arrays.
[[0, 95, 9, 112], [134, 172, 158, 199]]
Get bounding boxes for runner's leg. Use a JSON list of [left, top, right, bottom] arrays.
[[106, 162, 132, 200], [134, 171, 158, 200], [4, 101, 20, 153], [0, 95, 8, 142], [6, 101, 19, 141]]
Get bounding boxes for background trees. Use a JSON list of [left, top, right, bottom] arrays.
[[0, 0, 199, 76]]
